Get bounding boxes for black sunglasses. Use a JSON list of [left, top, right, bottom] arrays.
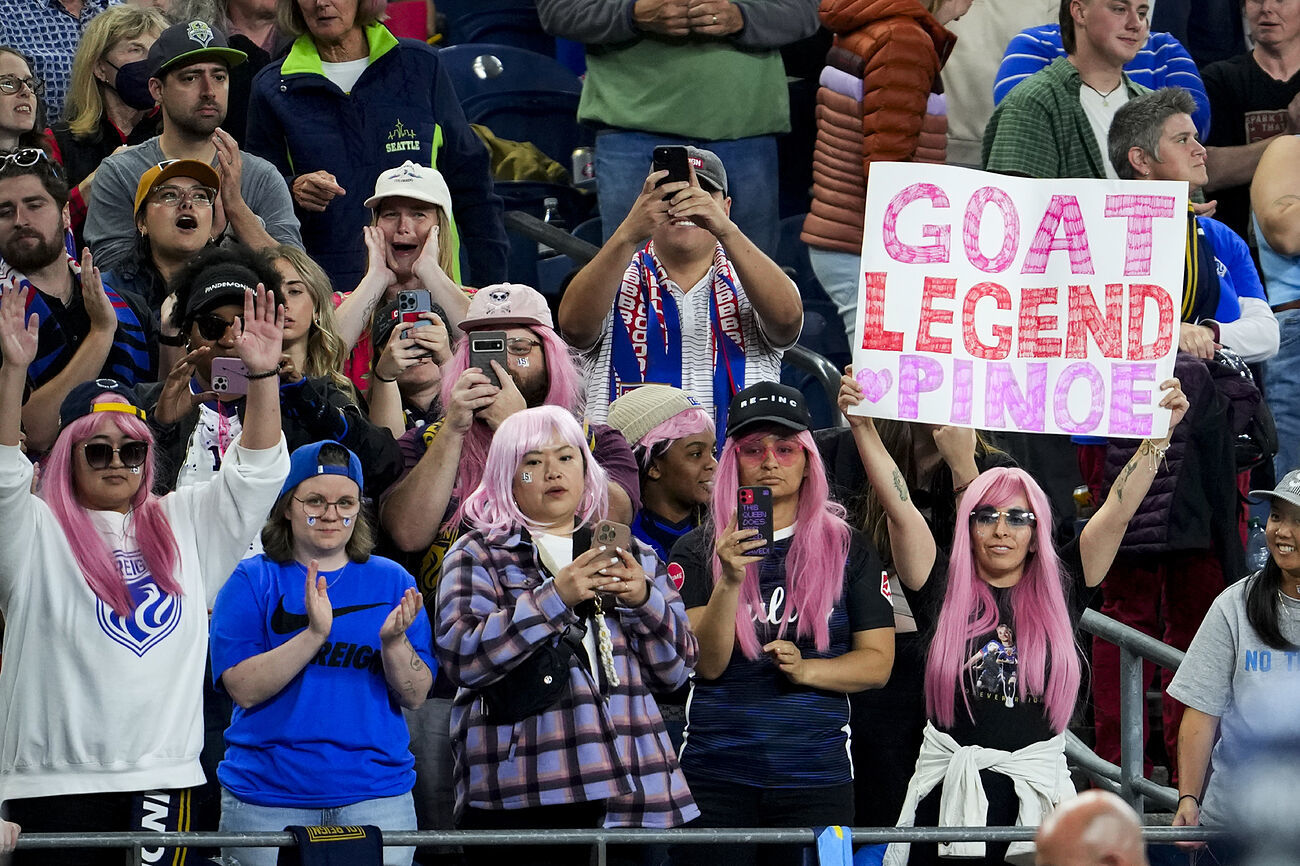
[[82, 440, 149, 470], [194, 313, 244, 341], [969, 507, 1037, 528]]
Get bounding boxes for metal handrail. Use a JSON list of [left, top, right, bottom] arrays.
[[1077, 607, 1186, 814], [16, 825, 1230, 852]]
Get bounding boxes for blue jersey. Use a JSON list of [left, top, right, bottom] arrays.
[[211, 554, 435, 807]]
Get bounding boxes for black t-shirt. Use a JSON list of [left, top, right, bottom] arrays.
[[904, 538, 1093, 752], [1202, 52, 1300, 241], [671, 525, 895, 786]]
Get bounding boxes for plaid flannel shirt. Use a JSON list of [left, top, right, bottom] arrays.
[[982, 57, 1148, 179], [435, 526, 699, 828]]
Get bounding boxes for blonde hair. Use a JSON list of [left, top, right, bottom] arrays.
[[64, 6, 169, 138], [369, 200, 457, 277], [270, 245, 357, 401]]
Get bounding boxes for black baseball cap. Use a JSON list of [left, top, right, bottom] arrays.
[[725, 382, 812, 440], [59, 379, 147, 429], [149, 20, 247, 79], [181, 261, 264, 321]]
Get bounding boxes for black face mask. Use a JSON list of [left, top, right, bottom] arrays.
[[102, 58, 156, 111]]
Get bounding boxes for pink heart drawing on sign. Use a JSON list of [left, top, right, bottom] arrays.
[[856, 368, 893, 403]]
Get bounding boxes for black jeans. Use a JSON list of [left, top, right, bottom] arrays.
[[459, 800, 606, 866], [674, 776, 855, 866], [7, 788, 191, 866]]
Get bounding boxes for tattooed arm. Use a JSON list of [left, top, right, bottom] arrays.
[[1079, 378, 1190, 587], [839, 369, 937, 590], [380, 587, 434, 709]]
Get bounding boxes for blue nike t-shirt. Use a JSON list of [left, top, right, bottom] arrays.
[[210, 554, 436, 807], [672, 526, 894, 787]]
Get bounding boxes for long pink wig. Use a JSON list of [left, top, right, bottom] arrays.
[[709, 428, 852, 659], [461, 405, 609, 536], [40, 405, 181, 617], [441, 324, 584, 525], [925, 467, 1080, 733]]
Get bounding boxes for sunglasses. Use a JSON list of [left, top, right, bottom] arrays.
[[969, 507, 1037, 529], [0, 147, 50, 170], [82, 440, 149, 470], [735, 439, 804, 466], [0, 75, 43, 96], [194, 313, 244, 341], [295, 495, 362, 519]]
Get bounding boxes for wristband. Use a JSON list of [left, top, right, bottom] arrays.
[[373, 369, 398, 383], [158, 332, 186, 347], [1179, 793, 1201, 807], [246, 367, 281, 380]]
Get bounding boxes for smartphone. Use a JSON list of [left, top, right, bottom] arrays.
[[468, 329, 509, 388], [210, 357, 250, 396], [397, 289, 433, 325], [587, 520, 633, 554], [652, 145, 690, 200], [737, 486, 774, 558]]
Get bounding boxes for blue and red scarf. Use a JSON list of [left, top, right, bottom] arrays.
[[610, 241, 746, 450]]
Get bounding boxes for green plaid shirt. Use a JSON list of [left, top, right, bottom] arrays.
[[981, 57, 1149, 179]]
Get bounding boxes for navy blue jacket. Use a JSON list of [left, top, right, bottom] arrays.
[[246, 24, 507, 291]]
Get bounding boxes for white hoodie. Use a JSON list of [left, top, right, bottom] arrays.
[[0, 436, 288, 801]]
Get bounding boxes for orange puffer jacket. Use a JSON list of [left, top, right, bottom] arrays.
[[801, 0, 956, 253]]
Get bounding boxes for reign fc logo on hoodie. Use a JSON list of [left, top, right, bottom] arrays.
[[95, 550, 182, 657]]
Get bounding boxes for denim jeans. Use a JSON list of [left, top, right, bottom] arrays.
[[807, 246, 862, 348], [594, 130, 780, 257], [1266, 307, 1300, 478], [219, 788, 416, 866]]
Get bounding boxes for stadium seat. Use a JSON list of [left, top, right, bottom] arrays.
[[438, 43, 592, 166], [435, 0, 555, 55]]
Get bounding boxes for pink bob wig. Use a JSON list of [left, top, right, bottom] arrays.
[[634, 407, 715, 472], [461, 405, 609, 536], [40, 400, 181, 617], [709, 427, 851, 660], [440, 323, 584, 526], [925, 466, 1080, 734]]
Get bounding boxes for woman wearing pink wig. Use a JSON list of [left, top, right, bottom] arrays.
[[435, 405, 697, 866], [671, 381, 898, 866], [0, 282, 288, 865], [840, 369, 1188, 866]]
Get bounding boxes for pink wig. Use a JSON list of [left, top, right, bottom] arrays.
[[924, 467, 1080, 733], [40, 404, 182, 617], [635, 407, 715, 470], [440, 324, 584, 525], [709, 428, 851, 659], [461, 405, 609, 536]]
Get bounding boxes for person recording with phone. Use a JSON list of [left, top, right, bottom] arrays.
[[367, 296, 452, 437], [138, 244, 402, 499], [669, 381, 896, 866], [434, 405, 697, 864], [557, 146, 803, 436]]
